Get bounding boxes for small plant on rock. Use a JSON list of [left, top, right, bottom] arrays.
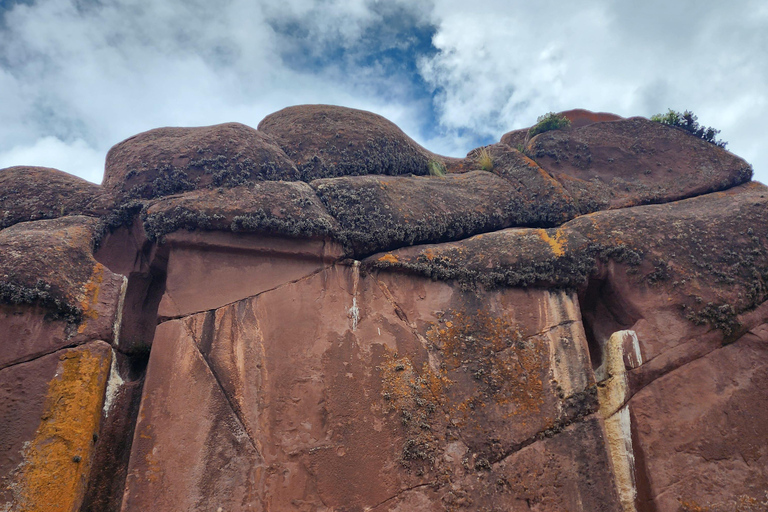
[[428, 160, 447, 177], [528, 112, 571, 138], [477, 147, 493, 171], [650, 109, 727, 148]]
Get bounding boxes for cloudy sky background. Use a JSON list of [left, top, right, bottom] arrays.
[[0, 0, 766, 184]]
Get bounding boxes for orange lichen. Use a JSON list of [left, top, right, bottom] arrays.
[[11, 345, 111, 512], [378, 253, 399, 264], [378, 351, 450, 469], [537, 229, 566, 257], [77, 263, 105, 333], [426, 311, 545, 421]]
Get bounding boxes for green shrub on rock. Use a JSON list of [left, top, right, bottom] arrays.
[[528, 112, 572, 138], [650, 109, 727, 148]]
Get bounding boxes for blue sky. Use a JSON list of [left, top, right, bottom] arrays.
[[0, 0, 766, 184]]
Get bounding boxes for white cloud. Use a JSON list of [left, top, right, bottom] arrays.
[[0, 0, 766, 185], [419, 0, 768, 182], [0, 136, 103, 182]]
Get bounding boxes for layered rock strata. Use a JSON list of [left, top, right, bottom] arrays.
[[1, 106, 766, 512]]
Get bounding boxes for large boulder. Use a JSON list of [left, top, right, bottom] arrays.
[[258, 104, 458, 180], [312, 171, 537, 256], [499, 108, 623, 148], [524, 116, 753, 212], [103, 123, 298, 200], [2, 105, 767, 511], [0, 166, 112, 229], [142, 181, 339, 242], [0, 216, 124, 366]]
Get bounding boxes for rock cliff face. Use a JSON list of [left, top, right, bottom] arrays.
[[1, 105, 767, 512]]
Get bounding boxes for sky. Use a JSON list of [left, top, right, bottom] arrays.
[[0, 0, 766, 185]]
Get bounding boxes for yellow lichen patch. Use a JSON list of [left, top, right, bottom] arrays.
[[77, 263, 105, 334], [537, 229, 566, 257], [426, 311, 546, 420], [12, 345, 111, 512], [378, 351, 450, 470], [378, 253, 399, 264]]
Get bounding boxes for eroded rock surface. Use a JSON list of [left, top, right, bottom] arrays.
[[0, 166, 112, 229], [1, 105, 767, 512], [103, 123, 299, 200]]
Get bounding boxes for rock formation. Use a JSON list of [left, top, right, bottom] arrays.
[[1, 105, 766, 511]]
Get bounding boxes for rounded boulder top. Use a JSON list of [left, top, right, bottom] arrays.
[[257, 104, 440, 180], [0, 166, 112, 229], [103, 122, 299, 201]]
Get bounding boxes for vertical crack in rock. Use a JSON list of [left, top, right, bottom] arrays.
[[596, 330, 642, 512], [81, 246, 167, 512], [182, 316, 264, 460]]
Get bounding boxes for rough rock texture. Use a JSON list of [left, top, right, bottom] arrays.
[[258, 104, 465, 179], [499, 108, 624, 149], [0, 216, 124, 367], [0, 341, 112, 512], [524, 116, 752, 212], [2, 105, 767, 512], [103, 123, 299, 200], [0, 166, 113, 229]]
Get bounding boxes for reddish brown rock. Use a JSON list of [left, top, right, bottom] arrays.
[[103, 123, 298, 200], [2, 106, 767, 512], [629, 327, 768, 511], [368, 182, 768, 343], [0, 166, 113, 229], [155, 230, 343, 320], [560, 108, 624, 128], [121, 320, 262, 511], [525, 116, 753, 212], [0, 341, 112, 512], [499, 109, 623, 149], [0, 216, 124, 367], [468, 144, 579, 225], [121, 238, 607, 510], [258, 104, 460, 180]]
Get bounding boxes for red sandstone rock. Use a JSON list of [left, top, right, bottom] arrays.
[[0, 216, 124, 367], [0, 166, 113, 229], [103, 122, 299, 200], [311, 171, 539, 255], [1, 106, 767, 512], [499, 108, 623, 148], [0, 341, 112, 512], [142, 180, 339, 242], [525, 116, 753, 212]]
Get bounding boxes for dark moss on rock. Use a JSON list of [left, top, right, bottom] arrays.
[[0, 216, 104, 322], [468, 144, 579, 225], [103, 123, 299, 201], [366, 182, 768, 335], [1, 166, 113, 230], [258, 105, 447, 180], [312, 171, 554, 257], [141, 182, 339, 242]]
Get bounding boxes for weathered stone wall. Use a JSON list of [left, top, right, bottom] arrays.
[[1, 106, 766, 512]]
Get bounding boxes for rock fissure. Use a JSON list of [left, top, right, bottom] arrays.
[[3, 105, 766, 511], [368, 482, 435, 511], [180, 319, 264, 460], [157, 263, 332, 323]]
